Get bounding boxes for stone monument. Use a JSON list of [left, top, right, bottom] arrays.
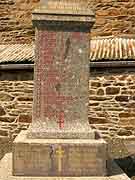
[[13, 0, 107, 177]]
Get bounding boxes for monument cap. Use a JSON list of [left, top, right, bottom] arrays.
[[34, 0, 95, 16]]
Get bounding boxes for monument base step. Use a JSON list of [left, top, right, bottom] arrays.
[[0, 153, 130, 180], [27, 122, 95, 139], [13, 131, 107, 177]]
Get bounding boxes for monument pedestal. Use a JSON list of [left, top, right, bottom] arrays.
[[13, 131, 107, 176], [13, 0, 107, 177]]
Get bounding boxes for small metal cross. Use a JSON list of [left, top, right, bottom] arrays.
[[56, 146, 64, 173]]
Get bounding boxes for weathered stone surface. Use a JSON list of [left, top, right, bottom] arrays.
[[121, 90, 133, 95], [0, 106, 6, 116], [97, 88, 104, 96], [89, 89, 96, 95], [91, 81, 101, 88], [0, 80, 33, 132], [90, 69, 135, 145], [103, 82, 112, 87], [129, 119, 135, 126], [129, 85, 135, 89], [89, 117, 108, 124], [106, 87, 120, 95], [0, 0, 39, 44], [115, 96, 129, 102], [0, 122, 30, 145], [89, 102, 99, 106], [117, 128, 132, 136], [17, 114, 32, 123], [17, 96, 33, 101], [0, 116, 15, 123], [113, 82, 125, 86], [119, 113, 135, 118], [90, 96, 113, 101], [0, 0, 135, 43], [132, 96, 135, 101], [0, 129, 8, 136], [0, 92, 14, 101]]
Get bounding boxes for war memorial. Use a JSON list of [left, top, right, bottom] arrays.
[[0, 0, 131, 179], [12, 0, 107, 177]]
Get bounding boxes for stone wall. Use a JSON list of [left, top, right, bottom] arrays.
[[0, 0, 39, 44], [0, 67, 135, 158], [1, 68, 135, 141], [0, 0, 135, 44], [89, 0, 135, 37], [0, 70, 33, 141], [0, 79, 33, 125], [89, 67, 135, 140]]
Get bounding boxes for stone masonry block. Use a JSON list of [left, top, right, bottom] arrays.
[[13, 131, 107, 177]]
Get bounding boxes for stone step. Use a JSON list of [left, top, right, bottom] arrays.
[[0, 153, 130, 180]]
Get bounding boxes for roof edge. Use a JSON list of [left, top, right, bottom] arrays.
[[0, 64, 34, 70], [90, 61, 135, 68]]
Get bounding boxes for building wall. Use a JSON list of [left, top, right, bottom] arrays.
[[90, 67, 135, 139], [0, 0, 135, 43], [0, 68, 135, 158], [89, 0, 135, 37], [1, 68, 135, 141], [0, 0, 39, 44], [0, 70, 33, 141]]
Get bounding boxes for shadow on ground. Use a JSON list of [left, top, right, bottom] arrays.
[[115, 156, 135, 178]]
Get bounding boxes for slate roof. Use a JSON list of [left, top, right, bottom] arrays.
[[0, 36, 135, 64]]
